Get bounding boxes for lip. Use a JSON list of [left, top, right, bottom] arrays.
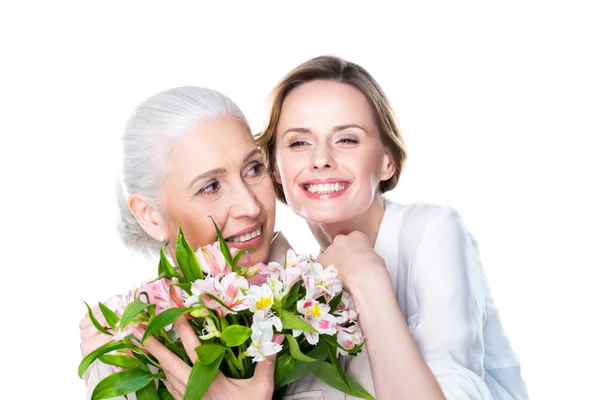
[[224, 222, 264, 248], [299, 179, 352, 200], [300, 178, 351, 185]]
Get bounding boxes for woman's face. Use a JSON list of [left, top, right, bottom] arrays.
[[274, 80, 394, 224], [160, 117, 276, 265]]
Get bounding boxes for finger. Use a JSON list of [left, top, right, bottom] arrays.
[[164, 370, 186, 398], [79, 306, 105, 329], [317, 252, 330, 267], [174, 317, 200, 363], [81, 324, 109, 340], [253, 354, 276, 381], [163, 379, 183, 400], [144, 336, 191, 379], [80, 333, 112, 358]]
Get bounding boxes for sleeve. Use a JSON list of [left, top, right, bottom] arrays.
[[409, 207, 493, 400]]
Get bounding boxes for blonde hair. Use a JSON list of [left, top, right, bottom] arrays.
[[256, 55, 407, 204]]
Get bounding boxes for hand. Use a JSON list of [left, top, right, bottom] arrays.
[[318, 231, 390, 294], [79, 306, 113, 382], [145, 317, 275, 400]]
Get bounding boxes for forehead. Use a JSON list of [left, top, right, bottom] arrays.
[[168, 117, 256, 176], [279, 80, 374, 128]]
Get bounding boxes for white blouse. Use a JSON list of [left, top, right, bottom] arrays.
[[285, 201, 528, 399]]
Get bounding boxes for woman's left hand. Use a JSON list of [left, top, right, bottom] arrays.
[[318, 230, 390, 294]]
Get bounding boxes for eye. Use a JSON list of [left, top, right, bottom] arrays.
[[337, 138, 359, 144], [289, 140, 309, 148], [197, 180, 221, 196], [245, 162, 265, 177]]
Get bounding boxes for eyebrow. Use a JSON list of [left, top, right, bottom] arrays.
[[282, 124, 368, 138], [187, 148, 262, 189]]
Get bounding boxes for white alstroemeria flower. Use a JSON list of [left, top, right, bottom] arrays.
[[303, 262, 342, 302], [199, 317, 221, 340], [245, 324, 283, 362], [247, 284, 274, 313], [336, 323, 365, 356], [252, 309, 283, 332]]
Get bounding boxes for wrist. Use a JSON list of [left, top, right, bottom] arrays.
[[347, 261, 394, 306]]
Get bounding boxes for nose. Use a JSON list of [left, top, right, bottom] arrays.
[[311, 142, 336, 170], [230, 181, 261, 220]]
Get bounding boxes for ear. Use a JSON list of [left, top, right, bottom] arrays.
[[380, 149, 396, 182], [272, 162, 282, 184], [128, 194, 167, 241]]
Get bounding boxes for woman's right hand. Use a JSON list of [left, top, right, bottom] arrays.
[[145, 317, 275, 400], [79, 306, 113, 383]]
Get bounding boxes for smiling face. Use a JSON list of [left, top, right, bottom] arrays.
[[160, 117, 276, 264], [273, 80, 395, 224]]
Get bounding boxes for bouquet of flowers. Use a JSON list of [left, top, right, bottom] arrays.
[[79, 219, 373, 400]]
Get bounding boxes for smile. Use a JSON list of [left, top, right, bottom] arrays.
[[304, 182, 347, 194], [225, 224, 263, 245], [300, 180, 351, 200]]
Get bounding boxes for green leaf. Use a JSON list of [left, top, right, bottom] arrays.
[[209, 216, 234, 268], [142, 307, 191, 343], [328, 291, 343, 312], [279, 309, 318, 333], [220, 325, 252, 347], [98, 302, 119, 331], [285, 334, 318, 362], [84, 301, 112, 336], [283, 281, 303, 309], [313, 361, 375, 400], [160, 245, 184, 281], [91, 369, 157, 400], [275, 343, 329, 386], [231, 247, 249, 269], [326, 341, 350, 392], [176, 226, 204, 281], [78, 341, 129, 378], [183, 353, 225, 400], [120, 300, 150, 330], [135, 381, 160, 400], [195, 343, 227, 365], [98, 354, 141, 369], [274, 353, 296, 384], [158, 384, 176, 400]]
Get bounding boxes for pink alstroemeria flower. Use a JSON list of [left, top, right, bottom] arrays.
[[196, 243, 231, 277], [139, 278, 183, 315], [188, 273, 250, 317], [245, 262, 269, 286], [295, 299, 338, 345]]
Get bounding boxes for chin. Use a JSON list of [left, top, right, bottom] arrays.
[[249, 245, 269, 265], [303, 208, 349, 225]]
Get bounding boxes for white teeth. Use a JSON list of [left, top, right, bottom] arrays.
[[306, 183, 346, 194], [228, 227, 261, 243]]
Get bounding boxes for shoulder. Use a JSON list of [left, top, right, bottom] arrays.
[[383, 200, 462, 236]]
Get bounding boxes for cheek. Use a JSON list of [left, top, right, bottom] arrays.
[[275, 151, 303, 186], [176, 203, 225, 248]]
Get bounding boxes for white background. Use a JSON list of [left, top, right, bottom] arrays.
[[1, 1, 599, 398]]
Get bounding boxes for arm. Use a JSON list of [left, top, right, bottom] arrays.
[[319, 208, 494, 399], [319, 232, 445, 400], [407, 209, 493, 399]]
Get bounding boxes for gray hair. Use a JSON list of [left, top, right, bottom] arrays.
[[116, 86, 249, 255]]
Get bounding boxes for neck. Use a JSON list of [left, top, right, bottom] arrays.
[[308, 194, 387, 251]]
